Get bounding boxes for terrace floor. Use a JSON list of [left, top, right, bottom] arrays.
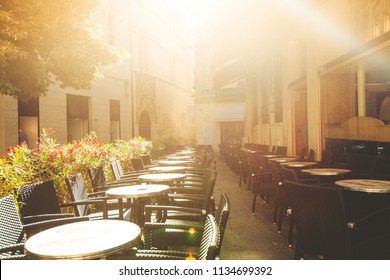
[[213, 159, 295, 260]]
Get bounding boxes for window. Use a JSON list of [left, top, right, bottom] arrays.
[[67, 94, 89, 142]]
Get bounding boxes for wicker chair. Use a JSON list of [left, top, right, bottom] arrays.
[[0, 194, 88, 260], [147, 168, 217, 222], [87, 166, 130, 192], [247, 153, 274, 214], [16, 180, 102, 224], [110, 214, 220, 260], [283, 180, 390, 259], [144, 193, 230, 258], [65, 173, 131, 220], [141, 154, 158, 168], [268, 162, 289, 234], [110, 160, 148, 181]]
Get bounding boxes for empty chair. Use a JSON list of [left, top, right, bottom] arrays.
[[144, 193, 230, 258], [16, 180, 96, 224], [145, 168, 218, 223], [307, 149, 315, 161], [17, 180, 75, 223], [298, 147, 308, 161], [275, 146, 287, 156], [0, 194, 88, 260], [0, 195, 29, 259], [88, 166, 118, 192], [246, 153, 274, 214], [132, 214, 220, 260], [131, 157, 146, 172], [110, 160, 145, 182], [141, 154, 158, 168], [268, 161, 288, 234], [283, 180, 390, 259], [318, 149, 333, 167], [65, 173, 131, 220]]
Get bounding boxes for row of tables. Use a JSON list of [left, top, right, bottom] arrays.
[[24, 150, 199, 260], [254, 152, 390, 193]]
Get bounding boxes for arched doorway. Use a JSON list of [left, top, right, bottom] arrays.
[[139, 111, 151, 139]]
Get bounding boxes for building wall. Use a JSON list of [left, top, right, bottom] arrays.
[[194, 0, 390, 158], [0, 0, 195, 154], [0, 96, 18, 153]]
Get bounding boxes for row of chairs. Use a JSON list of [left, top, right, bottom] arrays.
[[226, 147, 390, 259], [1, 149, 228, 259]]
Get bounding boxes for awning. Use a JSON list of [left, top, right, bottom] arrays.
[[215, 103, 245, 122]]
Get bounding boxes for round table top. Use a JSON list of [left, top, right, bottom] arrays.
[[166, 155, 193, 160], [262, 154, 281, 158], [268, 157, 298, 163], [148, 166, 187, 173], [280, 161, 318, 168], [176, 150, 196, 155], [335, 179, 390, 193], [138, 173, 186, 181], [301, 168, 351, 176], [246, 150, 266, 154], [25, 220, 141, 260], [158, 160, 190, 165], [106, 184, 169, 198]]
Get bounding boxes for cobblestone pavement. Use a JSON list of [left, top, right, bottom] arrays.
[[213, 159, 295, 260]]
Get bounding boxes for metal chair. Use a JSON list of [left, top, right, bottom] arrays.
[[114, 214, 220, 260], [144, 193, 230, 257], [65, 173, 131, 220], [16, 180, 99, 224], [283, 180, 390, 259], [0, 194, 88, 260]]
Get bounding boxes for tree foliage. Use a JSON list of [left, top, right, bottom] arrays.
[[0, 0, 125, 101]]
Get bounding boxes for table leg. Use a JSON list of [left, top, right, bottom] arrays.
[[118, 198, 123, 220]]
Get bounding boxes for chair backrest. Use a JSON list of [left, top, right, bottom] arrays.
[[131, 158, 145, 171], [201, 168, 218, 212], [0, 195, 25, 250], [320, 149, 333, 167], [283, 180, 353, 259], [110, 160, 123, 180], [65, 174, 89, 216], [88, 166, 108, 191], [141, 154, 152, 166], [299, 147, 308, 161], [307, 149, 315, 161], [197, 214, 220, 260], [268, 161, 284, 202], [214, 193, 231, 256], [247, 154, 263, 174], [280, 166, 299, 182], [276, 146, 287, 156], [17, 180, 61, 217]]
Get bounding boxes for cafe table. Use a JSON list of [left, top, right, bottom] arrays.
[[267, 156, 299, 163], [335, 179, 390, 193], [262, 154, 281, 158], [158, 160, 190, 166], [148, 165, 187, 173], [106, 184, 169, 225], [176, 150, 196, 155], [166, 155, 194, 160], [301, 168, 351, 177], [138, 173, 186, 187], [280, 161, 318, 168], [335, 179, 390, 227], [25, 219, 141, 260]]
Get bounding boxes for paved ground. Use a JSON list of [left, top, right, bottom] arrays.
[[213, 159, 295, 260]]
